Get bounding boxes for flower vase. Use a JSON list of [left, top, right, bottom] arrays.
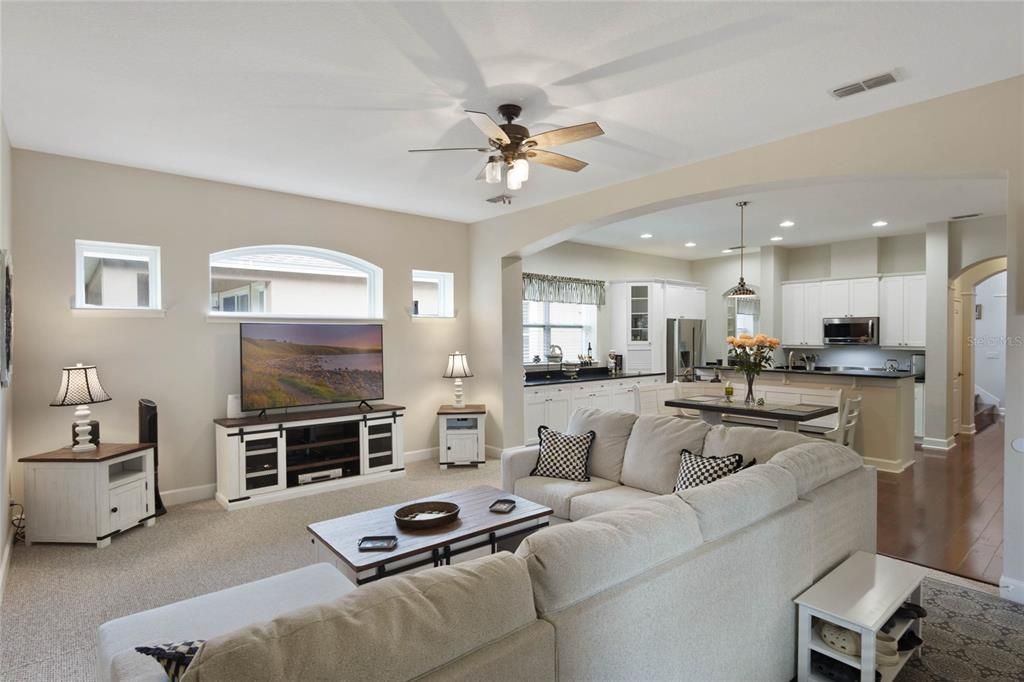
[[744, 373, 756, 405]]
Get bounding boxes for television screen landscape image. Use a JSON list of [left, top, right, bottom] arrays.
[[241, 323, 384, 411]]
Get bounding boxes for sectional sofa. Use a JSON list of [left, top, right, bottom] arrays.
[[98, 408, 875, 682]]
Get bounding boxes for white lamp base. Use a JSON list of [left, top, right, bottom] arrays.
[[72, 404, 97, 452], [453, 378, 465, 408]]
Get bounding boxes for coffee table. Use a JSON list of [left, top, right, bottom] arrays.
[[308, 485, 552, 585]]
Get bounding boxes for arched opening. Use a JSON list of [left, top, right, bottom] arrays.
[[208, 245, 384, 319]]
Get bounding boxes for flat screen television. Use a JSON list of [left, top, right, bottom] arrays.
[[240, 322, 384, 411]]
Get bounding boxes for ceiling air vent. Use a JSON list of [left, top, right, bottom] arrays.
[[831, 71, 899, 99], [486, 194, 513, 205], [950, 213, 982, 221]]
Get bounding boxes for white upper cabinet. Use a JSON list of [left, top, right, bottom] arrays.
[[611, 281, 704, 374], [781, 282, 823, 347], [878, 274, 926, 348], [664, 284, 706, 320], [820, 277, 878, 318]]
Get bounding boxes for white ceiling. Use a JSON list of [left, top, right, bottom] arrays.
[[3, 2, 1022, 223], [572, 177, 1008, 260]]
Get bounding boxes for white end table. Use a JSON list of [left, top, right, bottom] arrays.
[[437, 404, 486, 469], [795, 551, 927, 682]]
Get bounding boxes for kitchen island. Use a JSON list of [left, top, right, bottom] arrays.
[[696, 366, 915, 473]]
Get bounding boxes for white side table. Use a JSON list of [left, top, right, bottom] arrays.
[[795, 551, 927, 682], [437, 405, 486, 469]]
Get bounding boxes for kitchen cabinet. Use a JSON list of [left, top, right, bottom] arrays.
[[914, 382, 925, 439], [821, 278, 878, 318], [781, 282, 823, 347], [523, 385, 572, 444], [571, 383, 613, 412], [523, 376, 663, 444], [610, 280, 705, 373], [879, 274, 926, 348]]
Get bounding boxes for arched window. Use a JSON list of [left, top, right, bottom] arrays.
[[209, 245, 383, 319]]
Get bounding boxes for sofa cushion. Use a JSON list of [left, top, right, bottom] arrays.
[[568, 485, 657, 521], [620, 416, 711, 494], [514, 475, 618, 519], [516, 495, 703, 614], [99, 562, 354, 682], [567, 408, 638, 482], [182, 553, 538, 682], [532, 427, 595, 481], [701, 425, 811, 462], [676, 465, 798, 541], [768, 441, 864, 496]]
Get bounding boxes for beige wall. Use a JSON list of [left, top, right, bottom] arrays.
[[11, 151, 469, 501], [522, 241, 693, 361], [0, 121, 12, 564], [467, 76, 1024, 599], [785, 245, 831, 280], [879, 234, 927, 273], [690, 252, 761, 364], [950, 214, 1007, 274], [830, 237, 879, 278]]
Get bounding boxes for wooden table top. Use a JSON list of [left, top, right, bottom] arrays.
[[437, 404, 486, 415], [19, 442, 154, 463], [665, 396, 838, 422], [308, 485, 552, 572]]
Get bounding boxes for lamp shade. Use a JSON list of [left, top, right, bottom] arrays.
[[50, 364, 112, 407], [442, 352, 473, 379]]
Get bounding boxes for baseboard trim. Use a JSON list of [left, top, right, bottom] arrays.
[[485, 445, 502, 460], [0, 532, 13, 614], [403, 447, 437, 463], [861, 456, 915, 474], [1000, 575, 1024, 605], [998, 407, 1007, 416], [161, 483, 216, 507], [960, 423, 977, 435], [921, 436, 956, 451]]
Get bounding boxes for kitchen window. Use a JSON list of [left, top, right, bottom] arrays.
[[522, 301, 597, 364]]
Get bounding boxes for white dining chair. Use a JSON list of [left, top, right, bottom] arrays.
[[825, 395, 862, 451]]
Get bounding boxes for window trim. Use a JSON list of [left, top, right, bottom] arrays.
[[411, 269, 455, 318], [74, 239, 162, 311], [208, 244, 383, 320]]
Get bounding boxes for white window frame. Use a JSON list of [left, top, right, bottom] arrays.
[[74, 240, 162, 311], [522, 301, 596, 365], [411, 270, 455, 318], [208, 245, 383, 320]]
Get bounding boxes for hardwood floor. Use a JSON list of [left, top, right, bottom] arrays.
[[877, 418, 1004, 584]]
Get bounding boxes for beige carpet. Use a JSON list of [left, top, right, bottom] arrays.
[[0, 459, 500, 681]]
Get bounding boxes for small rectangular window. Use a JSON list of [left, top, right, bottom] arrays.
[[75, 240, 161, 310], [412, 270, 454, 317]]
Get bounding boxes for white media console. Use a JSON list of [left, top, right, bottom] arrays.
[[213, 403, 405, 510]]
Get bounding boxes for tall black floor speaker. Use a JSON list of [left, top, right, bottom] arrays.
[[139, 399, 167, 516]]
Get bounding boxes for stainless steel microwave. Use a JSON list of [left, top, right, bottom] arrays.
[[823, 317, 879, 345]]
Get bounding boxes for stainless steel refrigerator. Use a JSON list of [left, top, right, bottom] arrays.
[[666, 318, 705, 382]]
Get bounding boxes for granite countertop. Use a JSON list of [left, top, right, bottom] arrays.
[[524, 370, 665, 387], [697, 365, 920, 380]]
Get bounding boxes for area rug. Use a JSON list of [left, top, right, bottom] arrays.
[[899, 577, 1024, 681]]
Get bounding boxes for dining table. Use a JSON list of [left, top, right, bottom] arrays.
[[664, 396, 838, 432]]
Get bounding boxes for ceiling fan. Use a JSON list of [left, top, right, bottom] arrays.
[[409, 104, 604, 193]]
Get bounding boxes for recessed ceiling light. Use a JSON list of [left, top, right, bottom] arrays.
[[779, 220, 795, 228], [872, 220, 888, 228], [684, 242, 696, 248], [640, 233, 653, 239], [721, 248, 734, 254], [770, 236, 783, 242]]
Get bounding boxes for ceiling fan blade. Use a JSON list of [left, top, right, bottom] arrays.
[[527, 149, 588, 172], [465, 110, 511, 144], [526, 122, 604, 149], [408, 147, 491, 153], [475, 163, 487, 181]]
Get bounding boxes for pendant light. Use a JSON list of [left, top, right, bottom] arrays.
[[726, 200, 758, 299]]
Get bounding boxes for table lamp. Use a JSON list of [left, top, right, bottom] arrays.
[[442, 352, 473, 408], [50, 363, 111, 452]]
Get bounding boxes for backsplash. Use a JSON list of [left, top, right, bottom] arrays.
[[780, 347, 922, 372]]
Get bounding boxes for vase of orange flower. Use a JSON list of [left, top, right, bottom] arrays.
[[725, 333, 781, 405]]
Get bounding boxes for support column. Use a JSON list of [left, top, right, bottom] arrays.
[[923, 222, 954, 450]]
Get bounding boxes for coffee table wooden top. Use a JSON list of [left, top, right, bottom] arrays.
[[308, 485, 552, 572]]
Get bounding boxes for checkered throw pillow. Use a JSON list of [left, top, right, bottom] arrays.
[[135, 640, 205, 681], [532, 426, 596, 482], [674, 449, 744, 491]]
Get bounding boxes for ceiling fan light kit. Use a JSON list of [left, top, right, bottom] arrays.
[[409, 103, 604, 201]]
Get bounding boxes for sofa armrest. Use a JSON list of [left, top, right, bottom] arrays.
[[501, 445, 539, 493]]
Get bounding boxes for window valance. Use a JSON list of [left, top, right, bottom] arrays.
[[522, 273, 606, 305]]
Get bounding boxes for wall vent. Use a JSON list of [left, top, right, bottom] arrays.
[[831, 71, 899, 99], [950, 213, 982, 221]]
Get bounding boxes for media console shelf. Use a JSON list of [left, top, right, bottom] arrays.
[[214, 403, 405, 510]]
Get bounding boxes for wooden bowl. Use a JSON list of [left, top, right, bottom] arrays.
[[394, 501, 460, 530]]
